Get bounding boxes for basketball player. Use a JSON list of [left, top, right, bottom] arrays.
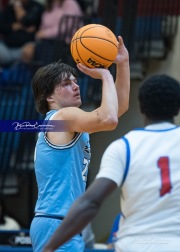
[[30, 36, 130, 252], [42, 74, 180, 252]]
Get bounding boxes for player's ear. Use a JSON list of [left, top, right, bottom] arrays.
[[46, 95, 54, 102]]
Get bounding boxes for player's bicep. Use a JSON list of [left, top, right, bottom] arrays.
[[52, 107, 109, 133]]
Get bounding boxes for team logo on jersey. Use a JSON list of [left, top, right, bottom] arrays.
[[84, 145, 91, 154], [84, 141, 91, 155]]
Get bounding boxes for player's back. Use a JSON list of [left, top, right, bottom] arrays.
[[117, 123, 180, 252]]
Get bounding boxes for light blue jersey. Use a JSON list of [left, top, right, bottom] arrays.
[[30, 110, 91, 252], [34, 110, 91, 216]]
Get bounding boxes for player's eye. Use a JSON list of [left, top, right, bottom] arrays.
[[61, 81, 70, 87]]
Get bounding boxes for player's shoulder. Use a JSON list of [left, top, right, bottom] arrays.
[[104, 135, 129, 154], [122, 128, 144, 139], [105, 129, 139, 149], [124, 124, 180, 137]]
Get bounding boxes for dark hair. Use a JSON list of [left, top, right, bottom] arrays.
[[32, 61, 78, 115], [0, 197, 6, 224], [138, 74, 180, 120]]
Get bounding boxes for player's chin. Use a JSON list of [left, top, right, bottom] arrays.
[[74, 97, 82, 107]]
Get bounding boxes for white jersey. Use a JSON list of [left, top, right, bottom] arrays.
[[96, 122, 180, 252]]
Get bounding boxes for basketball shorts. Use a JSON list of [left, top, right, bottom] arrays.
[[30, 216, 85, 252]]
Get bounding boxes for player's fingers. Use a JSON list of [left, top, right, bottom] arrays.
[[77, 63, 90, 73], [117, 36, 124, 47], [77, 64, 97, 78], [77, 63, 108, 79]]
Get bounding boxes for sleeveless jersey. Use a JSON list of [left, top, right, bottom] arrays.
[[96, 123, 180, 251], [34, 110, 91, 217]]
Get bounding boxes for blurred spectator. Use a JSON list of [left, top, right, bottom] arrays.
[[0, 0, 44, 66], [0, 197, 21, 230], [36, 0, 82, 39], [21, 0, 83, 63]]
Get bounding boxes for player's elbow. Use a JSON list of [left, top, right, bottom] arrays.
[[101, 115, 118, 130], [95, 109, 118, 131]]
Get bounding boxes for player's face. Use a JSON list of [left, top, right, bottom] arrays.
[[51, 75, 82, 109]]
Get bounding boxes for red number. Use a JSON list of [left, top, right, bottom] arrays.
[[157, 157, 172, 196]]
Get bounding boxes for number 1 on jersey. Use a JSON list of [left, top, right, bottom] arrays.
[[157, 157, 172, 197]]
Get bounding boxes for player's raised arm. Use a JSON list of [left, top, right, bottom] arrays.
[[114, 36, 130, 118]]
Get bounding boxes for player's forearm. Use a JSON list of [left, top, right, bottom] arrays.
[[115, 60, 130, 118], [97, 72, 118, 128]]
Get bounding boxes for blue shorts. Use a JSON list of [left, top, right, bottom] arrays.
[[30, 216, 85, 252]]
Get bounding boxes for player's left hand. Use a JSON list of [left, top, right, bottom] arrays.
[[114, 36, 129, 64]]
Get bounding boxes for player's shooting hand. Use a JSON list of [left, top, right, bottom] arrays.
[[114, 36, 129, 65], [77, 63, 110, 80]]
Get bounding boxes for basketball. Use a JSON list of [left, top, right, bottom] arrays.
[[70, 24, 118, 68]]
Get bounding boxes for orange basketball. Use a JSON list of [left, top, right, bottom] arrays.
[[70, 24, 118, 68]]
